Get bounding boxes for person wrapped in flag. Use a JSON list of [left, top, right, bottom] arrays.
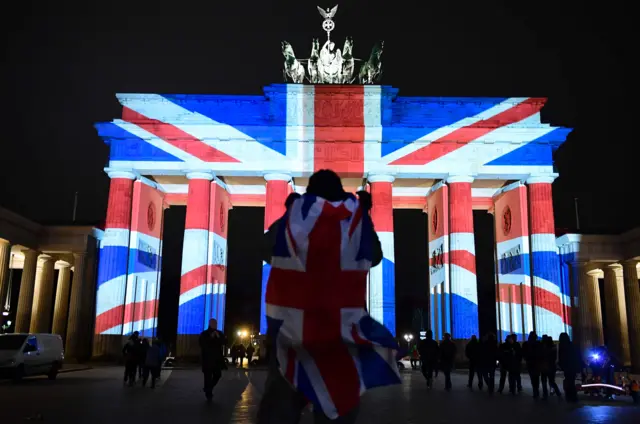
[[257, 170, 402, 423]]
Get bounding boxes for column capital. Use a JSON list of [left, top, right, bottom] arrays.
[[105, 168, 137, 180], [446, 175, 474, 184], [525, 174, 558, 185], [0, 238, 10, 246], [185, 171, 214, 181], [622, 259, 639, 268], [367, 174, 395, 184], [55, 260, 72, 269], [264, 173, 291, 182]]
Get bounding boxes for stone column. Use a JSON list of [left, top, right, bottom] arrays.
[[622, 260, 640, 372], [30, 255, 56, 333], [177, 171, 214, 358], [66, 253, 93, 360], [14, 249, 38, 333], [572, 263, 604, 353], [526, 176, 564, 339], [259, 173, 291, 335], [0, 239, 12, 312], [446, 175, 478, 340], [602, 264, 631, 365], [51, 262, 72, 338], [368, 174, 396, 335], [93, 170, 136, 359]]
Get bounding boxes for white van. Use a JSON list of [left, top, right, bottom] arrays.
[[0, 333, 64, 381]]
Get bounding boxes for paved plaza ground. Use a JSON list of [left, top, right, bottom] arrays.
[[1, 366, 639, 423]]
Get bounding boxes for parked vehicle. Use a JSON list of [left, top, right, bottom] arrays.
[[0, 333, 64, 381]]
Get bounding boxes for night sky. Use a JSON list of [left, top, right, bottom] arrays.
[[0, 1, 635, 343]]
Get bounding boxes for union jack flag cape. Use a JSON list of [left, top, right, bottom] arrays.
[[265, 193, 402, 419]]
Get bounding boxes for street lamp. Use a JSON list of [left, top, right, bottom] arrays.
[[403, 333, 413, 347]]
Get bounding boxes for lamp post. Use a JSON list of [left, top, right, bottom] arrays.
[[403, 333, 414, 348]]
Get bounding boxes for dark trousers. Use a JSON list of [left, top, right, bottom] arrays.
[[529, 368, 542, 397], [468, 362, 482, 388], [442, 366, 452, 390], [498, 367, 516, 393], [143, 366, 161, 387], [563, 372, 577, 401], [203, 366, 222, 395], [421, 362, 436, 387], [547, 370, 561, 396], [482, 367, 495, 392], [124, 361, 137, 385], [513, 369, 522, 390], [257, 349, 358, 424]]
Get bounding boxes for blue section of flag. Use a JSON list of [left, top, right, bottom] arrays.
[[162, 94, 288, 155], [260, 262, 271, 335], [97, 246, 129, 287], [177, 295, 206, 335], [96, 122, 183, 162], [531, 251, 562, 291], [451, 293, 479, 339], [497, 253, 531, 276], [485, 128, 572, 166], [381, 97, 509, 157], [381, 258, 396, 336]]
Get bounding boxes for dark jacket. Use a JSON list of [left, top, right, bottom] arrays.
[[465, 339, 481, 363], [417, 338, 439, 365], [199, 328, 227, 370], [498, 342, 516, 370], [262, 211, 383, 267], [439, 339, 457, 367], [480, 337, 498, 368], [522, 336, 544, 371]]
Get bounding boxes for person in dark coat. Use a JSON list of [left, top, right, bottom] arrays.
[[497, 335, 516, 394], [418, 330, 439, 388], [480, 333, 498, 393], [522, 331, 545, 398], [465, 335, 482, 390], [246, 343, 256, 365], [138, 338, 150, 379], [542, 335, 561, 397], [122, 331, 141, 386], [510, 333, 523, 392], [558, 332, 581, 402], [439, 333, 457, 391], [199, 318, 227, 400]]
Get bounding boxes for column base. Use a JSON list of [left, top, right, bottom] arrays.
[[176, 334, 202, 360]]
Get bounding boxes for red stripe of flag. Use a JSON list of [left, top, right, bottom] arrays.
[[122, 107, 239, 163], [390, 98, 546, 165], [313, 86, 365, 177]]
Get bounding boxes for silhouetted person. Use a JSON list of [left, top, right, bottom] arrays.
[[122, 331, 140, 386], [510, 333, 523, 392], [480, 333, 498, 392], [542, 335, 561, 397], [143, 339, 163, 388], [418, 330, 439, 388], [558, 332, 580, 402], [522, 331, 545, 398], [237, 344, 246, 367], [199, 318, 227, 401], [246, 343, 255, 365], [497, 335, 516, 394], [465, 335, 482, 389], [439, 333, 457, 391], [138, 338, 150, 379]]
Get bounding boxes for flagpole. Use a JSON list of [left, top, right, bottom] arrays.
[[574, 197, 580, 230], [72, 191, 79, 223]]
